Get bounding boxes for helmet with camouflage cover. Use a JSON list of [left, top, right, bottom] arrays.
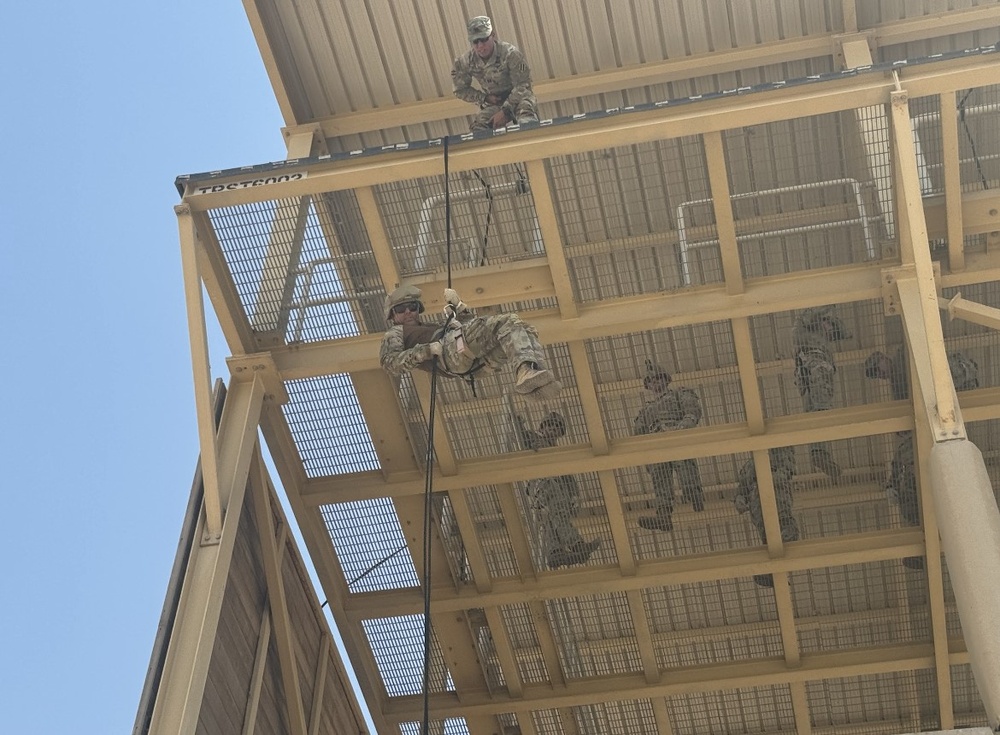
[[768, 446, 797, 473], [948, 351, 979, 392], [797, 305, 852, 341], [538, 411, 567, 438], [384, 285, 425, 321], [643, 359, 672, 390], [864, 350, 892, 380], [467, 15, 493, 42]]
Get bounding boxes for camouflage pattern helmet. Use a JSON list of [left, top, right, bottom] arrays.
[[538, 411, 567, 437], [768, 446, 797, 473], [797, 305, 833, 329], [798, 306, 852, 341], [864, 351, 891, 379], [948, 351, 979, 392], [643, 359, 672, 389], [467, 15, 493, 42], [384, 284, 425, 321]]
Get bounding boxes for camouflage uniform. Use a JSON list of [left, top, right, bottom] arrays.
[[793, 306, 851, 481], [735, 447, 800, 588], [452, 38, 537, 131], [379, 287, 556, 401], [633, 366, 705, 528], [880, 350, 978, 570], [380, 311, 548, 377], [886, 434, 921, 527], [883, 350, 979, 527], [516, 415, 601, 569], [734, 447, 800, 545], [866, 344, 979, 401]]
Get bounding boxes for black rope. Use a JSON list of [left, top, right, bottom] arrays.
[[420, 361, 438, 735], [958, 89, 990, 190], [420, 135, 453, 735], [445, 136, 452, 288]]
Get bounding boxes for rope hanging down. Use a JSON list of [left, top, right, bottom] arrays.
[[420, 135, 453, 735]]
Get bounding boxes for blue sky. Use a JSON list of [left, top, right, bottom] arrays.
[[0, 4, 308, 732]]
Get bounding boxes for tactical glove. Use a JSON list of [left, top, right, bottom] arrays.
[[419, 342, 443, 361], [443, 288, 468, 318]]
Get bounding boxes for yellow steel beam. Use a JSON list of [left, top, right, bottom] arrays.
[[180, 54, 1000, 209], [302, 400, 918, 503], [177, 204, 223, 540], [381, 642, 949, 721], [941, 291, 1000, 331], [525, 159, 577, 318], [342, 528, 925, 617], [241, 608, 270, 735], [703, 130, 744, 295], [914, 414, 955, 728], [568, 341, 609, 455], [891, 89, 959, 432], [598, 469, 635, 577], [484, 606, 524, 698], [626, 588, 660, 685], [252, 131, 318, 342], [356, 186, 402, 291], [261, 237, 1000, 384], [148, 377, 265, 734], [939, 91, 966, 272], [250, 452, 308, 735]]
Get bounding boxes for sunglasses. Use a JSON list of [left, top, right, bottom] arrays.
[[392, 301, 420, 315]]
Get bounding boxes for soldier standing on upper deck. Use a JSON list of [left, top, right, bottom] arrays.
[[514, 412, 601, 569], [793, 306, 852, 482], [868, 346, 979, 569], [734, 447, 800, 587], [632, 362, 706, 532], [452, 16, 539, 131]]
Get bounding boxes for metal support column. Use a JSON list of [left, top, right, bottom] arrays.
[[929, 440, 1000, 729]]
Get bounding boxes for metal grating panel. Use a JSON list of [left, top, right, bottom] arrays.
[[554, 137, 716, 298], [642, 580, 783, 668], [725, 108, 893, 276], [362, 614, 453, 697], [209, 193, 387, 344], [500, 602, 550, 685], [399, 718, 469, 735], [547, 592, 642, 679], [282, 374, 379, 476], [667, 684, 797, 735], [290, 190, 386, 341], [952, 663, 989, 726], [320, 498, 418, 593], [465, 485, 520, 579], [806, 670, 940, 733], [790, 561, 931, 647], [573, 699, 657, 735], [377, 164, 545, 277]]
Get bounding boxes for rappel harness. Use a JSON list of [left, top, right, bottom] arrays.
[[432, 320, 489, 397]]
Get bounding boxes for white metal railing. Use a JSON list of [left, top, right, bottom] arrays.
[[677, 178, 879, 286]]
